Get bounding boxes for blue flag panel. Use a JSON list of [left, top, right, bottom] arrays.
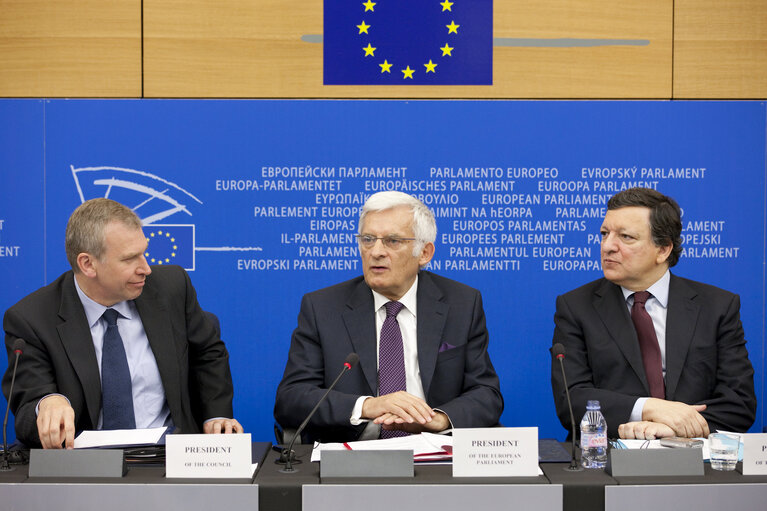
[[324, 0, 492, 85], [142, 225, 195, 271], [1, 100, 765, 444]]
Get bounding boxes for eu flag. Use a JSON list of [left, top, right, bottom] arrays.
[[142, 224, 195, 271], [324, 0, 492, 85]]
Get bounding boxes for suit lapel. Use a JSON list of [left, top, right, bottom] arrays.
[[593, 279, 651, 394], [415, 273, 448, 398], [664, 274, 699, 399], [342, 281, 378, 394], [57, 272, 102, 428], [134, 281, 182, 418]]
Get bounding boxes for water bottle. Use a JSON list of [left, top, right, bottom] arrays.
[[580, 400, 608, 469]]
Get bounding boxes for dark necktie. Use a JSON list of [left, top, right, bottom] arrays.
[[378, 301, 408, 438], [631, 291, 665, 399], [101, 308, 136, 429]]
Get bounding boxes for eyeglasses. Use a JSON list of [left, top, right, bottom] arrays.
[[356, 234, 418, 250]]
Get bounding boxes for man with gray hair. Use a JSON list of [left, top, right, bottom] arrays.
[[275, 191, 503, 442], [2, 198, 242, 448]]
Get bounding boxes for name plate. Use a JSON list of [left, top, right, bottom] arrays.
[[452, 427, 538, 477], [166, 433, 252, 478], [29, 448, 126, 478], [321, 450, 414, 478], [606, 448, 703, 477], [742, 433, 767, 475]]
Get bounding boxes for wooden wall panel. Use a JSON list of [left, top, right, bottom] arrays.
[[4, 1, 765, 99], [494, 1, 671, 98], [674, 1, 767, 98], [0, 1, 141, 97], [144, 0, 672, 98]]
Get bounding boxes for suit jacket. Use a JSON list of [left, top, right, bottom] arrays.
[[551, 274, 756, 438], [2, 265, 235, 447], [274, 271, 503, 442]]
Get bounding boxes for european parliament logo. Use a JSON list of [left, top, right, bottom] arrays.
[[142, 225, 195, 271], [70, 165, 263, 271], [324, 0, 492, 85], [70, 166, 202, 271]]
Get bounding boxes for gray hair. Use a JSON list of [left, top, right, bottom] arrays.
[[65, 198, 143, 272], [359, 191, 437, 256]]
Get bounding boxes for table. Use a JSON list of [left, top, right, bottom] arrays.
[[3, 442, 767, 511], [256, 444, 565, 511], [0, 442, 270, 511], [606, 464, 767, 511]]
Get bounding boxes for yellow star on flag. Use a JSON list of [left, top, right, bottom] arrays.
[[363, 43, 376, 56], [440, 0, 454, 11], [424, 60, 437, 73], [440, 43, 454, 56], [357, 21, 370, 34], [379, 60, 392, 73], [363, 0, 376, 12], [446, 21, 459, 34], [402, 66, 415, 79]]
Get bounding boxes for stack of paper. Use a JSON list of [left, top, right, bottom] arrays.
[[311, 432, 453, 463], [74, 427, 169, 449]]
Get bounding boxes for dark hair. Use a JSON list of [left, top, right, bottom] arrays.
[[607, 188, 682, 267]]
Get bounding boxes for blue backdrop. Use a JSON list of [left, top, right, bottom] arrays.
[[1, 100, 765, 443]]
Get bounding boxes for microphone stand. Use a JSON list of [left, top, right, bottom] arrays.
[[1, 347, 22, 471], [556, 353, 583, 472], [278, 355, 357, 473]]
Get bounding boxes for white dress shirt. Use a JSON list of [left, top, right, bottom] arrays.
[[74, 277, 172, 429], [350, 277, 427, 428], [621, 269, 670, 422]]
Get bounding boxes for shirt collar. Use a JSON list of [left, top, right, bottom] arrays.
[[372, 275, 418, 317], [621, 269, 670, 308], [73, 274, 134, 327]]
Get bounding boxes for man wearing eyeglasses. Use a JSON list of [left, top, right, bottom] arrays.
[[275, 191, 503, 442]]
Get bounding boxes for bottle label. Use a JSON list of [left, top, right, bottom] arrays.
[[581, 431, 607, 448]]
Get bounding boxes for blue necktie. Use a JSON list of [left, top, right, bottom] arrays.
[[379, 301, 409, 438], [101, 308, 136, 429]]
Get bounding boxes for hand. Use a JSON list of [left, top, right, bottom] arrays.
[[618, 421, 675, 440], [36, 395, 75, 449], [381, 411, 450, 434], [362, 391, 435, 425], [203, 418, 244, 434], [642, 399, 709, 438]]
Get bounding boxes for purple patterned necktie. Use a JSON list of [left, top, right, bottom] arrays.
[[378, 301, 408, 438], [631, 291, 666, 399]]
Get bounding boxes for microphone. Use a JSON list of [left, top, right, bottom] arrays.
[[278, 352, 359, 473], [552, 342, 582, 472], [2, 339, 25, 472]]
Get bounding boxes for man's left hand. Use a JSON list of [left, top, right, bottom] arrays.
[[203, 418, 244, 434], [642, 399, 709, 438], [380, 411, 450, 434]]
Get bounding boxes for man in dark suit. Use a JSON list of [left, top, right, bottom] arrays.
[[2, 198, 242, 448], [551, 188, 756, 439], [275, 191, 503, 442]]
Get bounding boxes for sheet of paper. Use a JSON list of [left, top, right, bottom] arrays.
[[614, 431, 744, 461], [615, 439, 666, 450], [74, 427, 168, 449]]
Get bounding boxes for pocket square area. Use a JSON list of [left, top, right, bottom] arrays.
[[438, 342, 456, 353]]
